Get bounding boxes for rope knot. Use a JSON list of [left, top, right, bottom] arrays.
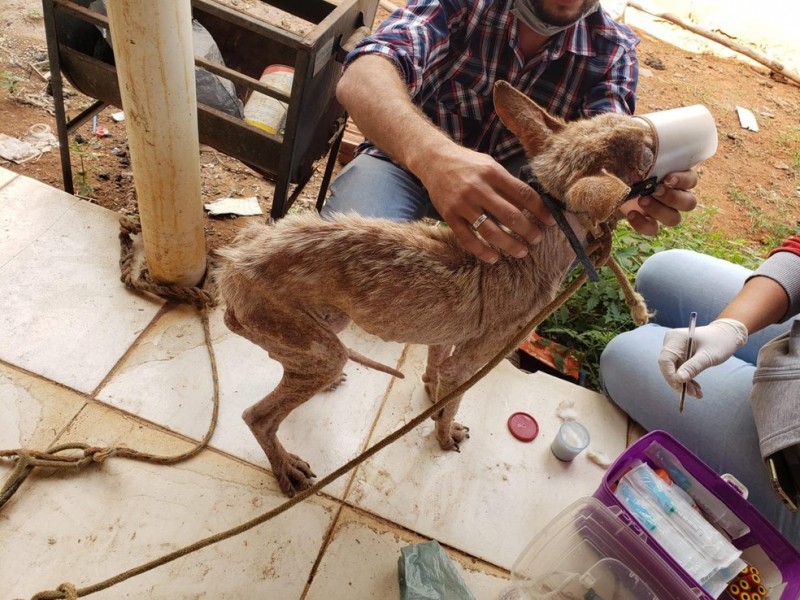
[[85, 447, 116, 463], [57, 583, 78, 600]]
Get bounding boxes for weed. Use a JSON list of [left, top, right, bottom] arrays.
[[776, 126, 800, 171], [0, 71, 24, 95], [728, 186, 751, 208], [70, 139, 101, 198], [538, 207, 765, 391]]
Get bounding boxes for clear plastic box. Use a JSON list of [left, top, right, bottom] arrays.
[[509, 497, 699, 600]]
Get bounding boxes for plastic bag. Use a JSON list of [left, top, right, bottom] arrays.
[[398, 540, 477, 600], [88, 1, 243, 118]]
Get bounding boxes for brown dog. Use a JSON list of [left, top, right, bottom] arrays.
[[215, 81, 656, 496]]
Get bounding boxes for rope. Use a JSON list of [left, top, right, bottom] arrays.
[[25, 224, 628, 599], [118, 217, 216, 309], [1, 216, 221, 510], [607, 254, 652, 326], [1, 308, 220, 512]]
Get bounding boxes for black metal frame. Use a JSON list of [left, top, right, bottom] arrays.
[[41, 0, 377, 219]]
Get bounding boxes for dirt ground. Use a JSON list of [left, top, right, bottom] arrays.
[[1, 1, 799, 254]]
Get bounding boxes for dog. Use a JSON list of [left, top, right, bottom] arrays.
[[214, 81, 656, 496]]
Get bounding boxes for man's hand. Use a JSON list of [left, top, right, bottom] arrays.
[[619, 170, 699, 235], [658, 318, 749, 398], [418, 145, 555, 263]]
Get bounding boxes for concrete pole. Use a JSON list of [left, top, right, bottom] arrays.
[[106, 0, 206, 286]]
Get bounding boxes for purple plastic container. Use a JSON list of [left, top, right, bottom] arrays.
[[593, 430, 800, 599]]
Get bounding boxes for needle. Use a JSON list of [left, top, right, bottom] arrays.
[[678, 311, 697, 413]]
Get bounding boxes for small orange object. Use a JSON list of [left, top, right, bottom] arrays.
[[518, 332, 580, 381], [655, 468, 673, 485], [727, 565, 768, 599]]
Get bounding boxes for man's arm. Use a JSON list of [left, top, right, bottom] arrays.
[[336, 54, 554, 263], [718, 276, 791, 333]]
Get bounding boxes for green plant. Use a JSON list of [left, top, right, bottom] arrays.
[[0, 71, 24, 95], [69, 139, 101, 197], [776, 126, 800, 172], [537, 208, 765, 391]]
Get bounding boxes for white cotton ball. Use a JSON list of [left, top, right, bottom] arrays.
[[587, 449, 613, 468]]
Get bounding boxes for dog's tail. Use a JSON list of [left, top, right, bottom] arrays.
[[347, 348, 404, 379]]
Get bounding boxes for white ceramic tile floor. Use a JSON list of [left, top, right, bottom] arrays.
[[0, 175, 163, 393], [0, 168, 634, 599]]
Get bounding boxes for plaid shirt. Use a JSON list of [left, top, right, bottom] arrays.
[[346, 0, 639, 164]]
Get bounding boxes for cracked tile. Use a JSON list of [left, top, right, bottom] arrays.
[[0, 170, 77, 266], [0, 362, 86, 452], [306, 507, 510, 599], [0, 176, 164, 393]]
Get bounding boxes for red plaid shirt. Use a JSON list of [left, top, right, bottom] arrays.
[[346, 0, 640, 163]]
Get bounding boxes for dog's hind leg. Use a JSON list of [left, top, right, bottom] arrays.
[[243, 362, 345, 496], [226, 302, 348, 496]]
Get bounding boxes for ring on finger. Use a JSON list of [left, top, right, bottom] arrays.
[[471, 213, 489, 231]]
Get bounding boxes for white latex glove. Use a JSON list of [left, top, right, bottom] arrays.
[[658, 318, 749, 398]]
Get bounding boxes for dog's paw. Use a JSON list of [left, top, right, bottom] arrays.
[[275, 453, 317, 497], [437, 422, 470, 452]]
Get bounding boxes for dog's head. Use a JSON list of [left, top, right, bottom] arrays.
[[493, 81, 656, 226]]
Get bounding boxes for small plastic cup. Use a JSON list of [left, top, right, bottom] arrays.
[[551, 420, 590, 462]]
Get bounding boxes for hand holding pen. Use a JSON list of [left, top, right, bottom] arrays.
[[658, 316, 749, 401]]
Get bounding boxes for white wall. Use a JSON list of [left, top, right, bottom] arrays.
[[604, 0, 800, 73]]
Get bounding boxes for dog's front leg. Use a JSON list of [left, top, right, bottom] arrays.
[[423, 344, 452, 402], [432, 338, 509, 451]]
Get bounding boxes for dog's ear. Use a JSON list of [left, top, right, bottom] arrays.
[[565, 169, 631, 223], [493, 81, 566, 155]]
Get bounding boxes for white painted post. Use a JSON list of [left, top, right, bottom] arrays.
[[106, 0, 206, 286]]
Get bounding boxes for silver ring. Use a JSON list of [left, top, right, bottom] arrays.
[[471, 213, 488, 231]]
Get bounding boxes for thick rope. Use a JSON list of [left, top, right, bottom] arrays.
[[118, 217, 216, 309], [0, 309, 220, 512], [26, 228, 627, 599], [607, 255, 652, 325]]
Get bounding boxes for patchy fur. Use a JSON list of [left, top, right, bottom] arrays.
[[214, 80, 655, 496]]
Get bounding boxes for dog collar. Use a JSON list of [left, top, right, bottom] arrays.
[[519, 165, 658, 283], [519, 164, 600, 282]]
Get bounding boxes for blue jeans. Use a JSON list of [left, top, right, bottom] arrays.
[[322, 153, 528, 221], [600, 249, 799, 547]]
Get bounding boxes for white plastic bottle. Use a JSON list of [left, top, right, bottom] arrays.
[[244, 65, 294, 135]]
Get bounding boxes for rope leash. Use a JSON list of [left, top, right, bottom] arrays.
[[1, 216, 221, 512], [12, 216, 643, 599]]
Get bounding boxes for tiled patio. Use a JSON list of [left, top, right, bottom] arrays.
[[0, 165, 636, 599]]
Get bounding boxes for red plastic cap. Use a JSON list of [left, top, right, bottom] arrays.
[[507, 412, 539, 442]]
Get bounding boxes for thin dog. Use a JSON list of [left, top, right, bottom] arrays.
[[215, 81, 656, 496]]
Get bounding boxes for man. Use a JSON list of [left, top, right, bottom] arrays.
[[323, 0, 698, 262]]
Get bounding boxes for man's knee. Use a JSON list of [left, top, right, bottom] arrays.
[[635, 249, 698, 291]]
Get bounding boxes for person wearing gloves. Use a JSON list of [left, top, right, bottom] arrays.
[[323, 0, 699, 263], [600, 235, 800, 547]]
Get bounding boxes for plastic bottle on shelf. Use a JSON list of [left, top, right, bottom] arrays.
[[243, 65, 294, 135]]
